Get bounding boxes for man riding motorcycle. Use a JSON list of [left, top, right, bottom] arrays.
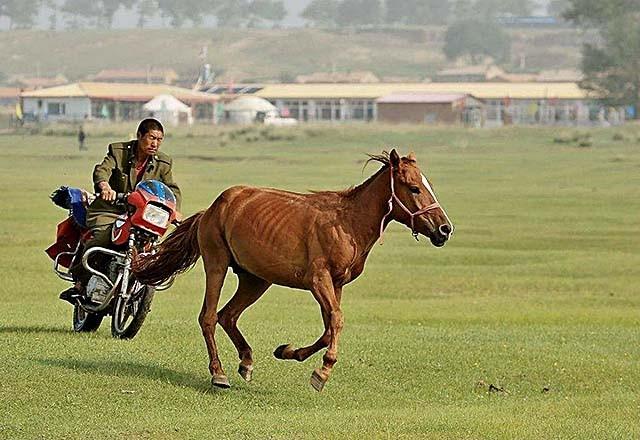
[[60, 118, 182, 304]]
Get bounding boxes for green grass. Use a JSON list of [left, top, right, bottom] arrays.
[[1, 123, 639, 439]]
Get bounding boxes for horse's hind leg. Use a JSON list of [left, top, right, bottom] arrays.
[[218, 273, 271, 382], [198, 244, 232, 389]]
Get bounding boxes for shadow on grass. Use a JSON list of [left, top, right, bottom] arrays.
[[0, 325, 73, 335], [36, 358, 276, 398], [39, 357, 208, 391]]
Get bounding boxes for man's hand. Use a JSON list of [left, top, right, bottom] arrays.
[[98, 181, 116, 202], [80, 189, 96, 206]]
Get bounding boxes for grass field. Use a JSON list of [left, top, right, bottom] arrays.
[[1, 123, 639, 439]]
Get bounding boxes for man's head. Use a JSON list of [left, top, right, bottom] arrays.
[[136, 118, 164, 157]]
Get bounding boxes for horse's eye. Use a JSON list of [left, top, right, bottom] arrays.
[[410, 186, 421, 194]]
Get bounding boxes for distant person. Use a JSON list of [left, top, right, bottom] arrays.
[[78, 125, 87, 151], [60, 118, 182, 304]]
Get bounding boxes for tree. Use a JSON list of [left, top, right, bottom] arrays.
[[215, 0, 285, 28], [301, 0, 338, 27], [157, 0, 216, 27], [249, 0, 286, 25], [215, 0, 245, 26], [0, 0, 41, 29], [181, 0, 217, 26], [385, 0, 450, 25], [302, 0, 386, 28], [97, 0, 136, 29], [547, 0, 569, 17], [136, 0, 156, 28], [450, 0, 474, 20], [443, 19, 511, 64], [61, 0, 97, 28], [156, 0, 184, 27], [335, 0, 381, 27], [564, 0, 640, 113]]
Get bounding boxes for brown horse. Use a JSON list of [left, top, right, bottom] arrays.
[[134, 149, 453, 391]]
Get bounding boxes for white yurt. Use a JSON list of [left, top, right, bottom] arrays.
[[143, 94, 193, 126], [223, 95, 278, 124]]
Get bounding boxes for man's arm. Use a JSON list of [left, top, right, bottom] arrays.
[[161, 157, 182, 211], [93, 144, 117, 200]]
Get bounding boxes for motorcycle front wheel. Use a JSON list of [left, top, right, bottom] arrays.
[[72, 304, 104, 332], [111, 279, 155, 340]]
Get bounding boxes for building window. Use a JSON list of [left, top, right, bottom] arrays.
[[47, 102, 66, 115], [367, 104, 374, 121], [282, 101, 300, 119], [92, 101, 114, 119], [194, 103, 213, 120], [316, 101, 332, 120], [351, 101, 365, 120]]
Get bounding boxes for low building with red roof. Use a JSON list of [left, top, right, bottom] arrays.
[[377, 92, 483, 125]]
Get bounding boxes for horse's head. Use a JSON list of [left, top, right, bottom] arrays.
[[388, 149, 453, 247]]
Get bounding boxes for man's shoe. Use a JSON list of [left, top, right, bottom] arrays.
[[59, 287, 81, 305]]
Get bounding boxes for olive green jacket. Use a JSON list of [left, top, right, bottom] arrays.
[[87, 140, 182, 228]]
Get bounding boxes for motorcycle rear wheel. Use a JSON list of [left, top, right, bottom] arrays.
[[72, 304, 104, 332], [111, 280, 155, 340]]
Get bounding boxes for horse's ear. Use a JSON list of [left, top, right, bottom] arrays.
[[406, 151, 417, 162], [389, 149, 400, 167]]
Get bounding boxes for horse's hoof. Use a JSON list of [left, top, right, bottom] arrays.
[[211, 375, 230, 389], [273, 344, 294, 360], [238, 364, 253, 382], [310, 368, 328, 392]]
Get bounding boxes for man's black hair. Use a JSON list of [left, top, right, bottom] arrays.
[[137, 118, 164, 137]]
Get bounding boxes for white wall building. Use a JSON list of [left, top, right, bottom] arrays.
[[21, 82, 218, 123], [22, 96, 91, 122]]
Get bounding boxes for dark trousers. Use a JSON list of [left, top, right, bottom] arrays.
[[70, 224, 112, 285]]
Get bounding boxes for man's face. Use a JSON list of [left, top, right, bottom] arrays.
[[137, 129, 164, 156]]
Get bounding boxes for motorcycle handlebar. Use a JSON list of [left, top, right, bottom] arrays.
[[94, 192, 128, 203]]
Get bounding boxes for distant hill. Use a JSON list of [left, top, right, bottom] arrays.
[[0, 27, 582, 85]]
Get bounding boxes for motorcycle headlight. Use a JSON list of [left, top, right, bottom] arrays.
[[142, 204, 170, 228]]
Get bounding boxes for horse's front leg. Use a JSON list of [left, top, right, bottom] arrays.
[[310, 281, 344, 392], [294, 270, 344, 391], [273, 286, 342, 363]]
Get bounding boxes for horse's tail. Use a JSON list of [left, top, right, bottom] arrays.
[[133, 211, 204, 286]]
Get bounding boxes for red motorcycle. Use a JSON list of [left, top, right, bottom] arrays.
[[46, 180, 179, 339]]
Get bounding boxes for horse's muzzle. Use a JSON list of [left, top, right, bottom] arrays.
[[429, 224, 452, 247]]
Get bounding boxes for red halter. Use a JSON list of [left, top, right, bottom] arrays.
[[380, 165, 441, 242]]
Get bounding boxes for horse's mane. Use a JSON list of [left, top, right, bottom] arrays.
[[308, 151, 391, 199], [339, 151, 391, 199]]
